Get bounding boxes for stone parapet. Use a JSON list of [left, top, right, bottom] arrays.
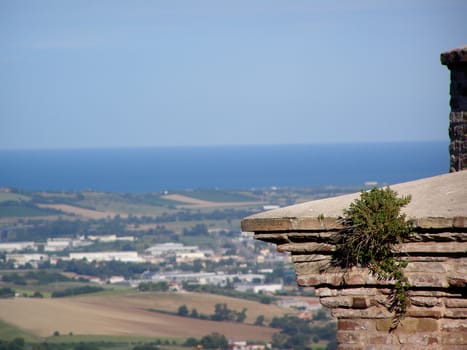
[[242, 172, 467, 349]]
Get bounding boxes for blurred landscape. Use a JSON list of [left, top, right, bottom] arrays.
[[0, 186, 358, 350]]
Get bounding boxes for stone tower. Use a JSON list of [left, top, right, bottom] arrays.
[[441, 45, 467, 171]]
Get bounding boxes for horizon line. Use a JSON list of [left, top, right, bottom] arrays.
[[0, 139, 449, 152]]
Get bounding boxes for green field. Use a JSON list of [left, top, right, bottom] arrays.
[[0, 321, 41, 342], [0, 205, 58, 217], [0, 192, 31, 203], [175, 190, 257, 203]]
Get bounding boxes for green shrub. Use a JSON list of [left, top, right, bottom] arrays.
[[334, 187, 413, 329]]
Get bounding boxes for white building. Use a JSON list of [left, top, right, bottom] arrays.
[[6, 253, 48, 268], [87, 235, 135, 242], [145, 243, 200, 257], [175, 251, 206, 263], [69, 251, 141, 263], [235, 283, 283, 294], [0, 242, 36, 252], [44, 238, 72, 252]]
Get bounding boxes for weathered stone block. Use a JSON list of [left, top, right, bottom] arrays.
[[332, 307, 393, 319], [406, 273, 448, 288], [321, 296, 353, 308], [376, 318, 439, 332], [417, 318, 440, 332], [445, 298, 467, 308], [442, 331, 467, 345], [337, 331, 362, 344], [291, 253, 330, 263], [352, 297, 369, 309], [338, 319, 371, 331], [398, 333, 440, 346], [441, 318, 467, 332], [368, 335, 393, 345], [294, 261, 329, 274], [404, 262, 447, 273], [405, 307, 443, 319], [410, 296, 441, 307], [444, 308, 467, 318]]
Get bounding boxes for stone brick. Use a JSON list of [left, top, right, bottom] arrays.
[[401, 345, 440, 350], [441, 319, 467, 332], [332, 307, 392, 319], [404, 261, 447, 273], [405, 307, 443, 319], [442, 332, 467, 345], [352, 297, 369, 309], [398, 334, 440, 346], [315, 287, 337, 296], [406, 273, 448, 288], [337, 331, 362, 344], [338, 319, 371, 331], [445, 298, 467, 308], [417, 319, 439, 332], [321, 296, 353, 308], [368, 335, 392, 345], [410, 296, 441, 307], [376, 319, 392, 332], [294, 261, 328, 274], [444, 308, 467, 318]]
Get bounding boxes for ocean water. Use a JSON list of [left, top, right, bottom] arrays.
[[0, 142, 448, 192]]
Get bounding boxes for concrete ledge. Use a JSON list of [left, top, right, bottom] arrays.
[[242, 171, 467, 232]]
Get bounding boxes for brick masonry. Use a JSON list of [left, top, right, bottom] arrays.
[[246, 226, 467, 350], [441, 45, 467, 172]]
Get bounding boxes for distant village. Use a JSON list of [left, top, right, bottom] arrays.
[[1, 233, 289, 293]]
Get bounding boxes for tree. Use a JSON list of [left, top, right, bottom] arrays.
[[211, 303, 235, 321], [254, 315, 265, 326], [184, 338, 199, 347], [235, 308, 247, 323], [190, 308, 199, 318], [0, 338, 25, 350], [313, 308, 331, 321], [177, 304, 189, 317], [200, 333, 228, 350]]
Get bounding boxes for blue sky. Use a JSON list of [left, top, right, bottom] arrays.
[[1, 0, 466, 149]]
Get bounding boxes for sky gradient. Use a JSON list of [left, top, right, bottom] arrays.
[[1, 0, 466, 149]]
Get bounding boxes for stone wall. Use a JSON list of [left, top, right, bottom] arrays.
[[272, 228, 466, 350], [242, 172, 467, 350], [441, 45, 467, 172]]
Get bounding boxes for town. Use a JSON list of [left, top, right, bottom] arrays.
[[0, 187, 344, 350]]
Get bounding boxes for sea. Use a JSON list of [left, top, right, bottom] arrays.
[[0, 142, 449, 193]]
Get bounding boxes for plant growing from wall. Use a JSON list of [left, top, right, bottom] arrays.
[[333, 187, 413, 329]]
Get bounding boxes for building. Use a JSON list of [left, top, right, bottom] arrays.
[[6, 253, 48, 268], [145, 242, 200, 257], [0, 242, 36, 252], [69, 251, 141, 263], [44, 238, 72, 252]]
